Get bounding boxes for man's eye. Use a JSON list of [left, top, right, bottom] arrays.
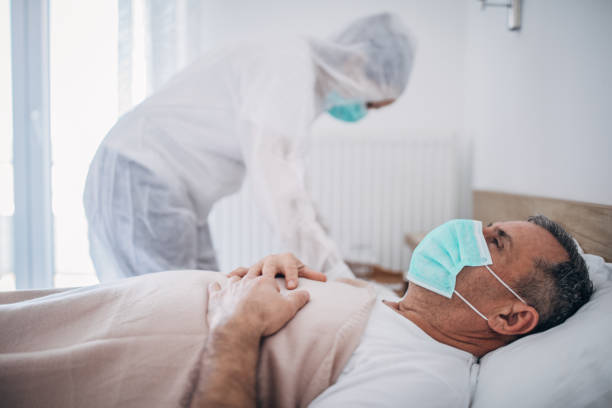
[[493, 238, 500, 248]]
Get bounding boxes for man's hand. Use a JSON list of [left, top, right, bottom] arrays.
[[207, 274, 310, 337], [187, 274, 310, 408], [227, 252, 326, 290]]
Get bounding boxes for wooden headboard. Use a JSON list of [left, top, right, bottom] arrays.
[[473, 190, 612, 262]]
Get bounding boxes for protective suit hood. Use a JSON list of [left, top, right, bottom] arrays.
[[307, 12, 416, 109]]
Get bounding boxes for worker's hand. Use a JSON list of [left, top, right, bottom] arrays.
[[207, 274, 310, 337], [227, 253, 326, 290]]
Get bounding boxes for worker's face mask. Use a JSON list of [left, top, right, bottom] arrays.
[[406, 219, 526, 320], [326, 91, 368, 122]]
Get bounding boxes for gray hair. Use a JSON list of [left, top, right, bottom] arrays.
[[516, 215, 593, 334]]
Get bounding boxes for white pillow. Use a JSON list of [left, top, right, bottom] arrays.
[[471, 252, 612, 408]]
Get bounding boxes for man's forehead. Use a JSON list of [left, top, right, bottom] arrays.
[[493, 220, 568, 263]]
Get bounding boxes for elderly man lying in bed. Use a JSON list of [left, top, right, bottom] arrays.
[[0, 216, 593, 407]]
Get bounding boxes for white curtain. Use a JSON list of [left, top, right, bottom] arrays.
[[117, 0, 205, 114]]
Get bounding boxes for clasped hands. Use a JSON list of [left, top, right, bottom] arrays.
[[207, 253, 326, 338]]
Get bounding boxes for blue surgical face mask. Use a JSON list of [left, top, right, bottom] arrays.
[[406, 219, 526, 320], [326, 91, 368, 122]]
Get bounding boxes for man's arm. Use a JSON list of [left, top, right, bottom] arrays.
[[190, 320, 260, 407], [186, 274, 310, 408]]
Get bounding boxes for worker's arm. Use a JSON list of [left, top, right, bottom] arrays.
[[240, 122, 354, 281], [187, 275, 310, 408]]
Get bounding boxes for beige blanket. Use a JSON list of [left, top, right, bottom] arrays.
[[0, 270, 376, 407]]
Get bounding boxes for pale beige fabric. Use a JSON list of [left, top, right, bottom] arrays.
[[0, 270, 376, 407]]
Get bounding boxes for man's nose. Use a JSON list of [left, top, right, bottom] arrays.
[[482, 224, 495, 239]]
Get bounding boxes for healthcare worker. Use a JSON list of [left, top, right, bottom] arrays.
[[84, 12, 415, 282]]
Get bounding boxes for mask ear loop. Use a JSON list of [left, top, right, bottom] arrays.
[[484, 265, 527, 304], [454, 290, 488, 321], [454, 265, 528, 321]]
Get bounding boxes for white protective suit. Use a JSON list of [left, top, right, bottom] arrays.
[[84, 12, 415, 282]]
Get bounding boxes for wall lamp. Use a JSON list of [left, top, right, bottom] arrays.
[[478, 0, 522, 31]]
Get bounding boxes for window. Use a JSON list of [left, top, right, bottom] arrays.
[[0, 0, 14, 290], [6, 0, 122, 289], [49, 0, 119, 287], [6, 0, 188, 289]]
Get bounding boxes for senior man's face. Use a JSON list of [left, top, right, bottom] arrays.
[[453, 221, 568, 316]]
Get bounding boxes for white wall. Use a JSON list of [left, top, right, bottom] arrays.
[[197, 0, 468, 134], [465, 0, 612, 205]]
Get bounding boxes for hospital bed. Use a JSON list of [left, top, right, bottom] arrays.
[[0, 190, 611, 407]]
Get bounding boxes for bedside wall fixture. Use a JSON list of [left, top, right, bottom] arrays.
[[478, 0, 522, 31]]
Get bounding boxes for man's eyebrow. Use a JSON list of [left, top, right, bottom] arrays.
[[486, 222, 513, 250], [496, 227, 513, 246]]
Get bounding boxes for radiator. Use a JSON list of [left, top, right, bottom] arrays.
[[209, 131, 469, 273]]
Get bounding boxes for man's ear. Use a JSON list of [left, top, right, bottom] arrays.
[[488, 302, 539, 336]]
